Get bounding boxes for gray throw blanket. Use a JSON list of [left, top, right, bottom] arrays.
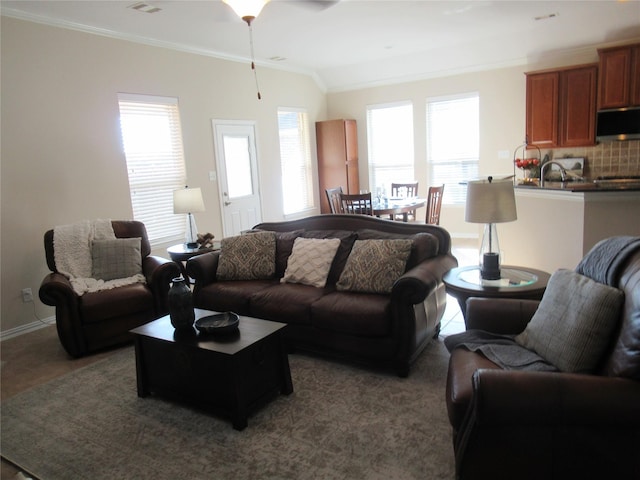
[[444, 330, 558, 372], [575, 235, 640, 287]]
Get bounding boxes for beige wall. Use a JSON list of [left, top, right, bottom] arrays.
[[1, 17, 327, 333]]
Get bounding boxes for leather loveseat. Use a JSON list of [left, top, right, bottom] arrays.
[[445, 237, 640, 479], [187, 214, 458, 376]]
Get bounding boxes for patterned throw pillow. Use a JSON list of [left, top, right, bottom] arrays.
[[516, 269, 624, 373], [281, 237, 341, 288], [217, 231, 276, 281], [91, 237, 142, 281], [336, 239, 413, 294]]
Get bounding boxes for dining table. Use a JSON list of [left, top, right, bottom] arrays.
[[373, 197, 426, 222]]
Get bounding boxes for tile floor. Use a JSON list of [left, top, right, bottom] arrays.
[[439, 237, 478, 337]]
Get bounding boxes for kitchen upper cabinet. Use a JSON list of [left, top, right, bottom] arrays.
[[316, 119, 359, 214], [526, 64, 597, 148], [598, 43, 640, 109]]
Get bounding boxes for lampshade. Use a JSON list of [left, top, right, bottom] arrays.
[[173, 187, 205, 214], [223, 0, 269, 23], [465, 178, 517, 224]]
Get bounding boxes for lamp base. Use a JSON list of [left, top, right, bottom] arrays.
[[481, 252, 501, 280], [185, 242, 199, 249]]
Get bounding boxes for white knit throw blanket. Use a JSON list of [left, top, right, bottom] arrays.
[[53, 219, 146, 296]]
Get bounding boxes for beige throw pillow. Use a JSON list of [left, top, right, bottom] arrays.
[[281, 237, 341, 288], [217, 231, 276, 281], [91, 237, 142, 281], [516, 269, 624, 373], [336, 239, 412, 294]]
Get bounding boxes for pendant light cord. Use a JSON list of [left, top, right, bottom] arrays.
[[248, 23, 262, 100]]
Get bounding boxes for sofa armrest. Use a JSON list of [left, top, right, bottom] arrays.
[[455, 368, 640, 479], [468, 368, 640, 427], [39, 273, 84, 356], [186, 251, 220, 292], [465, 297, 539, 334], [143, 255, 181, 315], [393, 254, 458, 303]]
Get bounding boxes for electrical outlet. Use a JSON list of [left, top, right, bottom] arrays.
[[21, 288, 33, 303]]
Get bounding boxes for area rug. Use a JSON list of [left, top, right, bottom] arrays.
[[1, 340, 455, 480]]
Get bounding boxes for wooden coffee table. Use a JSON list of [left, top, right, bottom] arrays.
[[131, 309, 293, 430]]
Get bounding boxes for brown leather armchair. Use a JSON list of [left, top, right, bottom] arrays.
[[39, 220, 180, 357], [445, 240, 640, 479]]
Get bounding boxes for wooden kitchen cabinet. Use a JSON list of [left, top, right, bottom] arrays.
[[316, 119, 359, 213], [598, 43, 640, 109], [526, 64, 597, 148]]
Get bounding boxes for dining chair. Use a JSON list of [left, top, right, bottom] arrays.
[[340, 192, 374, 216], [425, 185, 444, 225], [391, 182, 419, 220], [325, 186, 344, 214]]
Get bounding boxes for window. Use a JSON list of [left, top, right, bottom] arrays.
[[277, 108, 313, 215], [366, 102, 414, 196], [118, 94, 187, 246], [426, 93, 479, 205]]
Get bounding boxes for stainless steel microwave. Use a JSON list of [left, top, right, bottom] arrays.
[[596, 107, 640, 142]]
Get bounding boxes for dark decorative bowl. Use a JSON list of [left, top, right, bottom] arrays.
[[195, 312, 240, 335]]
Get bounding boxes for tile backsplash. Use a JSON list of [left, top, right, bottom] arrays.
[[545, 140, 640, 178]]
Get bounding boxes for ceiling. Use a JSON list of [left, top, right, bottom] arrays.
[[2, 0, 640, 92]]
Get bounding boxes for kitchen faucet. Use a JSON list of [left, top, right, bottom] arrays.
[[540, 161, 567, 187]]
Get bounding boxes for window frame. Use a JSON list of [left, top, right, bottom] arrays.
[[426, 92, 480, 206], [366, 101, 415, 197], [117, 93, 188, 247], [277, 107, 314, 216]]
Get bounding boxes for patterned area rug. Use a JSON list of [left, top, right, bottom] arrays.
[[1, 340, 455, 480]]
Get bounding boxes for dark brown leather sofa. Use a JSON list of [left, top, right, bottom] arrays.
[[187, 214, 458, 376], [39, 220, 180, 357], [445, 239, 640, 479]]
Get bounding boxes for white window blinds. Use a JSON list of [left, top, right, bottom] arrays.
[[118, 94, 187, 246], [278, 109, 314, 215], [366, 101, 414, 196], [426, 93, 479, 205]]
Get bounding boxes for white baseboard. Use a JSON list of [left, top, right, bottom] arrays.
[[1, 316, 56, 341]]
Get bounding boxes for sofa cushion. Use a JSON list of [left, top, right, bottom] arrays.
[[194, 280, 277, 316], [310, 292, 391, 337], [251, 229, 304, 278], [301, 230, 357, 284], [336, 239, 412, 294], [250, 283, 328, 325], [516, 269, 624, 373], [217, 231, 276, 281], [91, 237, 142, 281], [356, 230, 439, 269], [80, 282, 153, 323], [281, 237, 341, 288]]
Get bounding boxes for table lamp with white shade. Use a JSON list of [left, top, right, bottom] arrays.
[[173, 186, 205, 249], [465, 176, 517, 280]]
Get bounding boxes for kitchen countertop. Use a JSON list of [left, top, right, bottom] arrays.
[[516, 181, 640, 192]]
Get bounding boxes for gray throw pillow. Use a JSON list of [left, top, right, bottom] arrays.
[[91, 237, 142, 281], [515, 269, 624, 373], [216, 231, 276, 281], [336, 239, 412, 294]]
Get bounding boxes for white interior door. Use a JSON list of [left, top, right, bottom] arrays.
[[212, 120, 262, 237]]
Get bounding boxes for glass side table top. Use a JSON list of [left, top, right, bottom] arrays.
[[458, 267, 538, 288]]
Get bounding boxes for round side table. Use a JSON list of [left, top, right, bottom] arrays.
[[443, 265, 551, 318], [167, 243, 217, 284]]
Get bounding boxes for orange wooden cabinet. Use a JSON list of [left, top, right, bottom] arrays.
[[598, 43, 640, 109], [316, 119, 359, 214], [526, 64, 597, 148]]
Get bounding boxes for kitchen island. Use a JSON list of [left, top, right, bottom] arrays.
[[498, 185, 640, 274]]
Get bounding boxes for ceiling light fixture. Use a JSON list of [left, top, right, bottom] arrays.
[[222, 0, 270, 100], [128, 2, 162, 14]]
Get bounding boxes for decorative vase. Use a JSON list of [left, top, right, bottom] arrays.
[[168, 276, 195, 330]]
